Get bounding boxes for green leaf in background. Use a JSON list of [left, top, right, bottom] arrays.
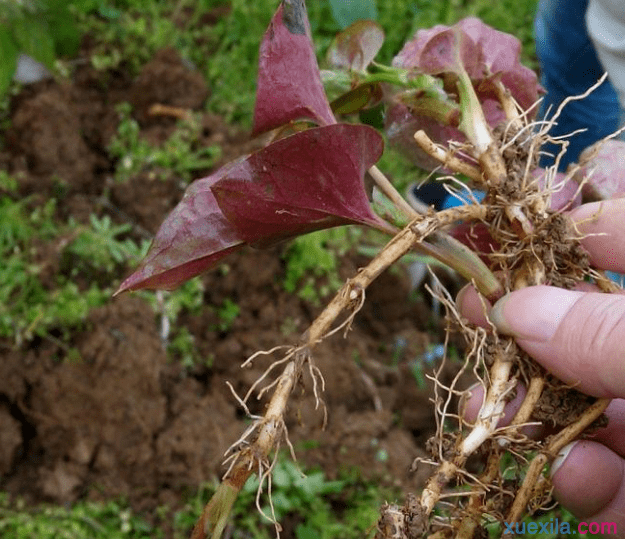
[[0, 26, 18, 96], [328, 0, 377, 29], [10, 13, 56, 69], [46, 0, 82, 56]]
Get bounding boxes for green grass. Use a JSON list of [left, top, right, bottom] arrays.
[[282, 227, 363, 305], [108, 102, 221, 183], [71, 0, 538, 126], [0, 194, 121, 343], [205, 0, 539, 125]]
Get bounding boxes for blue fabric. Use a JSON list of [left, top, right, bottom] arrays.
[[535, 0, 623, 169], [410, 182, 485, 210], [442, 189, 485, 210]]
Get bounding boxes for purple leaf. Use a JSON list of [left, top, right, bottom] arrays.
[[388, 17, 542, 168], [116, 165, 246, 293], [573, 139, 625, 201], [212, 123, 386, 246], [393, 18, 540, 109], [456, 18, 541, 112], [394, 26, 482, 79], [252, 0, 336, 136], [118, 124, 385, 293], [326, 20, 385, 72]]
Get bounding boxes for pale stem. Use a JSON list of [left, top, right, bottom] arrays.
[[504, 397, 611, 529], [413, 130, 483, 184], [459, 344, 514, 456], [368, 164, 425, 216]]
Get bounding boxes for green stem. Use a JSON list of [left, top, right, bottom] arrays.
[[191, 482, 239, 539], [369, 166, 503, 302]]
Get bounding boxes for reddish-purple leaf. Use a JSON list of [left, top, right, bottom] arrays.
[[573, 139, 625, 201], [392, 24, 478, 78], [252, 0, 336, 136], [116, 165, 246, 293], [326, 20, 385, 72], [117, 124, 386, 293], [212, 124, 386, 246], [456, 18, 541, 112], [396, 27, 482, 79], [388, 17, 542, 169], [393, 18, 540, 109]]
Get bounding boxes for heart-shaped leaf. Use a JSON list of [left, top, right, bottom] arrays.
[[252, 0, 336, 136], [118, 124, 385, 293], [116, 165, 246, 293], [212, 123, 386, 246], [326, 20, 384, 72], [456, 17, 541, 112]]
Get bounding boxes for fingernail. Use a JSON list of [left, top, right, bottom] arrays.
[[489, 287, 582, 342], [550, 441, 578, 478]]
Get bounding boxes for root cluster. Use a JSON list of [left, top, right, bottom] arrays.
[[368, 91, 615, 537]]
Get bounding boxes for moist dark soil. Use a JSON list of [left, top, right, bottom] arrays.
[[0, 44, 467, 534]]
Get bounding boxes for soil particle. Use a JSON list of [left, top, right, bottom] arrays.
[[6, 83, 100, 196], [0, 405, 22, 476]]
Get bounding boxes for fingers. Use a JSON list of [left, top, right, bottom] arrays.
[[455, 198, 625, 399], [489, 286, 625, 398], [461, 383, 544, 438], [551, 400, 625, 524], [589, 399, 625, 454], [568, 198, 625, 272], [551, 440, 625, 527]]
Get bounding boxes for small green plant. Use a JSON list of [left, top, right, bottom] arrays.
[[231, 459, 388, 539], [66, 214, 148, 275], [213, 298, 239, 333], [282, 228, 361, 305], [0, 492, 158, 539], [108, 103, 221, 183], [0, 0, 83, 97], [0, 185, 147, 343]]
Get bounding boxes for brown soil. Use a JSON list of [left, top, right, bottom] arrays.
[[0, 44, 467, 534]]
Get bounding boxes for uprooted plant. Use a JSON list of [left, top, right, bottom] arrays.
[[116, 1, 624, 537]]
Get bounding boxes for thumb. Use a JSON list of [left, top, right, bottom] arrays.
[[490, 286, 625, 398]]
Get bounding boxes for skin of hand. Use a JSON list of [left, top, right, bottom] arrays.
[[456, 198, 625, 527]]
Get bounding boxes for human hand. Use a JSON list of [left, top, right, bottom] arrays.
[[457, 198, 625, 526]]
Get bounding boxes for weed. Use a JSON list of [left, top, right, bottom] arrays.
[[0, 0, 82, 98], [108, 102, 221, 183], [66, 214, 148, 275], [0, 188, 147, 343], [0, 492, 158, 538], [230, 458, 388, 539], [213, 298, 239, 333], [282, 228, 361, 305]]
